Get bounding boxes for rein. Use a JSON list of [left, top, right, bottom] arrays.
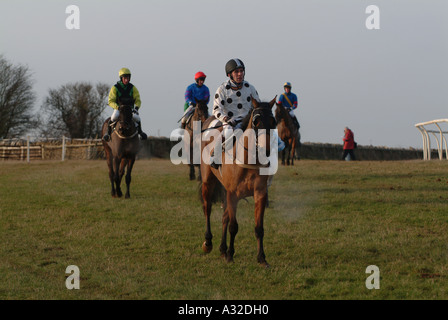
[[113, 129, 138, 140]]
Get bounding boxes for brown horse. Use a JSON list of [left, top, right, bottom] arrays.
[[184, 99, 209, 180], [199, 97, 277, 267], [101, 104, 140, 198], [275, 102, 299, 165]]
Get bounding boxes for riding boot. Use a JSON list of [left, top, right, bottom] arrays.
[[102, 119, 112, 142], [180, 120, 186, 129], [210, 146, 224, 169], [209, 149, 219, 169], [293, 117, 300, 129], [137, 122, 147, 140]]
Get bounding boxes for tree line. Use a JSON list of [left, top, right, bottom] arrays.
[[0, 55, 109, 139]]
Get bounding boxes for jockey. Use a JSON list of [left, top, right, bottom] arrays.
[[102, 68, 147, 142], [180, 71, 210, 129], [209, 59, 260, 169], [278, 82, 300, 129]]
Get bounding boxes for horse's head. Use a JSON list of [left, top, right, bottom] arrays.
[[274, 102, 293, 129], [250, 96, 277, 131], [117, 104, 135, 136], [194, 99, 209, 122], [248, 96, 277, 157]]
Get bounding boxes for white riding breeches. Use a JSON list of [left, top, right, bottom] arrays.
[[289, 110, 296, 119], [111, 109, 141, 125]]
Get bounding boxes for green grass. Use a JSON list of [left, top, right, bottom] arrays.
[[0, 159, 447, 299]]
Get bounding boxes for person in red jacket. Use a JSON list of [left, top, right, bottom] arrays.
[[342, 127, 356, 160]]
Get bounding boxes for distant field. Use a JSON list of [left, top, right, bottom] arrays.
[[0, 159, 447, 300]]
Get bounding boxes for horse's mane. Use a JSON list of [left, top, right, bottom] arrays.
[[275, 103, 293, 129], [194, 100, 209, 119]]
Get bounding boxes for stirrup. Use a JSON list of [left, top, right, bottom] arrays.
[[210, 151, 221, 169], [210, 160, 221, 169], [103, 134, 111, 142]]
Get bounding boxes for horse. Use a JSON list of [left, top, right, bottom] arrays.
[[184, 99, 209, 181], [275, 102, 299, 165], [199, 97, 277, 267], [101, 104, 140, 198]]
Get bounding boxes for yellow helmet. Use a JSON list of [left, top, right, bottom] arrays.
[[283, 82, 292, 88], [119, 68, 131, 78]]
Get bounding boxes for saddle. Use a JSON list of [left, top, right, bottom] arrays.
[[185, 113, 194, 126]]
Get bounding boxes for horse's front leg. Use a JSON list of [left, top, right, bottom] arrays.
[[290, 138, 296, 166], [113, 157, 123, 197], [107, 155, 116, 197], [189, 164, 195, 180], [254, 189, 269, 268], [286, 142, 291, 166], [196, 165, 201, 181], [219, 198, 229, 258], [125, 157, 135, 199], [225, 192, 238, 263], [201, 176, 216, 254]]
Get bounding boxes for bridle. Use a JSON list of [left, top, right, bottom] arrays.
[[114, 105, 138, 139]]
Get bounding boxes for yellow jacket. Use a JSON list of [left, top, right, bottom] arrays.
[[108, 82, 142, 110]]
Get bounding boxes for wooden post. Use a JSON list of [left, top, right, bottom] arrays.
[[62, 136, 66, 161], [27, 136, 30, 163]]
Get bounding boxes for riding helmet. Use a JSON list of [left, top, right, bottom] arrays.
[[195, 71, 207, 80], [119, 68, 131, 79], [225, 59, 245, 76], [284, 82, 292, 88]]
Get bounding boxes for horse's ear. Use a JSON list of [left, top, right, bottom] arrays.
[[269, 95, 277, 108], [251, 95, 259, 108]]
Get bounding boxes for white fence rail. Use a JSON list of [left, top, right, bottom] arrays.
[[415, 119, 448, 160], [0, 136, 103, 162]]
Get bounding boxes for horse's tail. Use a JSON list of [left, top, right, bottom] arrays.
[[198, 179, 225, 204]]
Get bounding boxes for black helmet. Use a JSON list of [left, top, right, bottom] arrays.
[[225, 58, 245, 76]]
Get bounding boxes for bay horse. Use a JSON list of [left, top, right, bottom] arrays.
[[184, 99, 209, 180], [275, 102, 299, 165], [101, 104, 140, 198], [199, 97, 277, 267]]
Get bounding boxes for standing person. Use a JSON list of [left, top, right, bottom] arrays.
[[180, 71, 210, 129], [278, 82, 300, 129], [210, 58, 260, 168], [342, 127, 356, 160], [103, 67, 147, 141]]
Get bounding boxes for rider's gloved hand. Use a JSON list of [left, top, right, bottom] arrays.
[[234, 122, 243, 130], [227, 119, 237, 127]]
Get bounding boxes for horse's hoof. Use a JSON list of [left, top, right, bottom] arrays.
[[202, 242, 213, 253], [260, 262, 270, 269]]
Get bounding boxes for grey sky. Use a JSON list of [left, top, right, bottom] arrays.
[[1, 0, 447, 148]]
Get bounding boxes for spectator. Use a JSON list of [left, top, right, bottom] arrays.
[[342, 127, 356, 160]]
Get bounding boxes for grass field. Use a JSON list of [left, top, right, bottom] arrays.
[[0, 159, 447, 300]]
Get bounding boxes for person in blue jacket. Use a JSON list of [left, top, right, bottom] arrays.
[[180, 71, 210, 129], [278, 82, 300, 129]]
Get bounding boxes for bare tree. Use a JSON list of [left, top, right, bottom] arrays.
[[0, 55, 37, 138], [41, 82, 109, 138]]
